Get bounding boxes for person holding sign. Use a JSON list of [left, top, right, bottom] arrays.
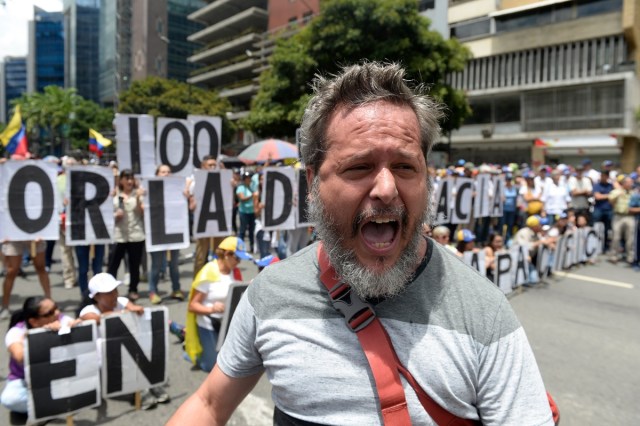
[[148, 165, 187, 304], [189, 156, 225, 278], [484, 233, 506, 282], [78, 273, 167, 409], [454, 228, 478, 258], [185, 236, 251, 372], [1, 296, 79, 415], [107, 169, 146, 301], [169, 63, 552, 425]]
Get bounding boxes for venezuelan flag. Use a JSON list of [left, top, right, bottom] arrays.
[[88, 128, 112, 157], [0, 105, 28, 156]]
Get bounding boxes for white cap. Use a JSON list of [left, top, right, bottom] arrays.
[[88, 273, 122, 298]]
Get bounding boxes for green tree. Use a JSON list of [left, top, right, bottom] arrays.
[[68, 97, 114, 151], [13, 86, 114, 156], [17, 86, 77, 155], [244, 0, 471, 138], [117, 76, 235, 144]]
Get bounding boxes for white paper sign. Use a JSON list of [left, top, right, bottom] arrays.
[[25, 322, 101, 423], [115, 113, 156, 177], [192, 169, 233, 238], [142, 176, 190, 252], [0, 160, 59, 241], [451, 177, 474, 225], [156, 117, 194, 177], [188, 115, 222, 168], [101, 308, 169, 398], [262, 167, 296, 231], [65, 165, 115, 246]]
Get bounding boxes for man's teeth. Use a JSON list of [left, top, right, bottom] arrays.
[[372, 218, 396, 224], [373, 242, 391, 248]]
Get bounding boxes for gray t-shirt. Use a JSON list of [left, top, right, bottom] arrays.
[[218, 241, 553, 425]]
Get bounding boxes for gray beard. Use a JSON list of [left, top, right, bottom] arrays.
[[309, 176, 434, 299]]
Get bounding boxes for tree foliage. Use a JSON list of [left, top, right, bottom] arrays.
[[244, 0, 471, 138], [13, 86, 114, 156], [117, 76, 235, 144]]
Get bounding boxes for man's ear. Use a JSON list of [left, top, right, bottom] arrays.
[[305, 167, 314, 188], [306, 167, 315, 202]]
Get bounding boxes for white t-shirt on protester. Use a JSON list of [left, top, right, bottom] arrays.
[[5, 314, 76, 348], [195, 274, 232, 330], [79, 297, 130, 318]]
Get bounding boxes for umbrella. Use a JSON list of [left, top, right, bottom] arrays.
[[219, 155, 251, 169], [238, 139, 298, 163]]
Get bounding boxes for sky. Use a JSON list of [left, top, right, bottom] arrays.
[[0, 0, 63, 60]]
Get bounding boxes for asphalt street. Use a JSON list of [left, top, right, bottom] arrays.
[[1, 249, 638, 425]]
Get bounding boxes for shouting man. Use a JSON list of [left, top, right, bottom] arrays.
[[168, 62, 552, 425]]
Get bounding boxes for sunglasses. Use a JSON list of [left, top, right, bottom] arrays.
[[39, 304, 58, 318]]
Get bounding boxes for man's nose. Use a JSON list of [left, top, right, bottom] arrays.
[[370, 168, 398, 204]]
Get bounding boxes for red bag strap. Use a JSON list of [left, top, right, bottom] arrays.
[[317, 244, 479, 426]]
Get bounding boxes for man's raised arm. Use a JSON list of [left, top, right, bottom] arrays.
[[167, 365, 262, 426]]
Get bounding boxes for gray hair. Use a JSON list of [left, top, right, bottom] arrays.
[[299, 61, 444, 174]]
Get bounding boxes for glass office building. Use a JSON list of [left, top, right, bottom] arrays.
[[33, 7, 65, 92], [99, 0, 132, 106], [1, 57, 27, 123], [167, 0, 204, 82], [64, 0, 100, 103]]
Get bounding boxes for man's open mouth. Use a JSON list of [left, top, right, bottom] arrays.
[[360, 217, 400, 250]]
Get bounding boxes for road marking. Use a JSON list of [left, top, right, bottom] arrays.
[[553, 271, 635, 289]]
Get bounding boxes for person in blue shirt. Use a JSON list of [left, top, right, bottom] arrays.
[[498, 174, 519, 242], [235, 172, 256, 253], [592, 170, 614, 252]]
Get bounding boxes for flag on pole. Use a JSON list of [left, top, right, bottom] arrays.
[[0, 105, 29, 156], [88, 128, 112, 157]]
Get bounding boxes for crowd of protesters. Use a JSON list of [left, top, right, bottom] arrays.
[[1, 150, 638, 420], [426, 158, 640, 272]]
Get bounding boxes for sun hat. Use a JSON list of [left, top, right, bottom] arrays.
[[526, 216, 541, 228], [456, 229, 476, 243], [89, 273, 122, 298], [218, 236, 253, 260]]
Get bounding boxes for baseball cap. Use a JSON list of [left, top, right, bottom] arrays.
[[526, 216, 541, 227], [602, 160, 613, 167], [218, 236, 253, 260], [464, 162, 475, 170], [582, 158, 592, 165], [456, 159, 466, 167], [89, 273, 122, 298], [456, 229, 476, 242], [255, 254, 280, 268], [556, 211, 568, 220], [242, 171, 252, 179]]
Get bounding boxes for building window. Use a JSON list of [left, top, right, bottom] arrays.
[[494, 96, 520, 123], [466, 99, 492, 125], [523, 82, 624, 131], [418, 0, 435, 12], [450, 17, 490, 40]]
